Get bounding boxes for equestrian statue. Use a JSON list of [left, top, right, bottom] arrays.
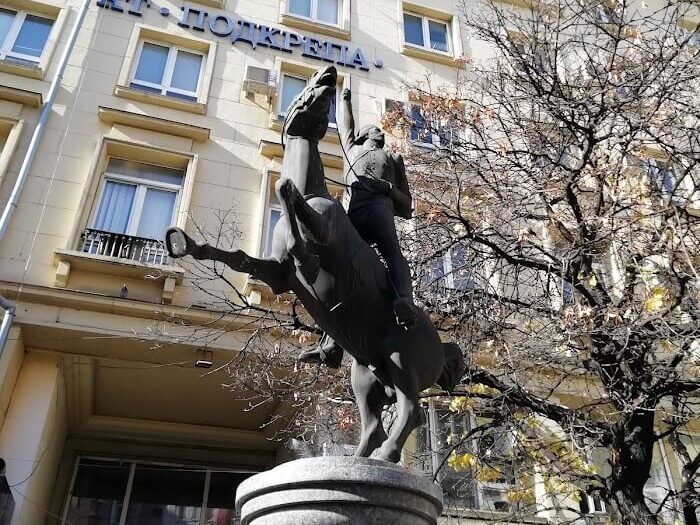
[[165, 65, 465, 463]]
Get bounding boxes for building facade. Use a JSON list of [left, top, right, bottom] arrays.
[[0, 0, 696, 523]]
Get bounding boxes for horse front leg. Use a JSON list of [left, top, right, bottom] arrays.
[[275, 177, 329, 284], [165, 227, 294, 294], [377, 351, 425, 463], [351, 359, 389, 458]]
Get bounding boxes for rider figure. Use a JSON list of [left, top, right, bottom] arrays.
[[299, 88, 416, 367]]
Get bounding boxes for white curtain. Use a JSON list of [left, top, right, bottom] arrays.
[[136, 188, 176, 240], [94, 181, 136, 233]]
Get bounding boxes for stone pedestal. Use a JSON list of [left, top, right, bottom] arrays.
[[235, 456, 443, 525]]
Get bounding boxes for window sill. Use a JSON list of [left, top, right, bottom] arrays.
[[401, 44, 458, 66], [54, 249, 185, 304], [0, 59, 44, 79], [187, 0, 224, 6], [441, 507, 548, 524], [243, 277, 294, 305], [114, 85, 207, 115], [280, 12, 350, 40]]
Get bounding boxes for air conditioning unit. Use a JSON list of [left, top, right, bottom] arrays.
[[243, 66, 277, 97]]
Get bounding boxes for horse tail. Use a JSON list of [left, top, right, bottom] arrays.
[[437, 343, 465, 393]]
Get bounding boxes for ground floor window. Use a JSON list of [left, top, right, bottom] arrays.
[[62, 457, 252, 525]]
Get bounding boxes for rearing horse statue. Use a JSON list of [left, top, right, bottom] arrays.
[[165, 65, 464, 463]]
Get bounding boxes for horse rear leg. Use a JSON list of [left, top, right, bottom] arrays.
[[351, 359, 389, 458], [377, 351, 424, 463], [165, 228, 294, 294]]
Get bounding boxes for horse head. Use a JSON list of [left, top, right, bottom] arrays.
[[283, 65, 337, 142]]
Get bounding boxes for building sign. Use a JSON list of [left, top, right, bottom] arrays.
[[97, 0, 380, 70]]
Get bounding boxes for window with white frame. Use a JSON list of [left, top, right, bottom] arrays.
[[278, 72, 337, 126], [403, 12, 451, 54], [421, 243, 476, 291], [130, 41, 205, 102], [61, 456, 253, 525], [0, 7, 53, 65], [82, 159, 185, 265], [411, 402, 517, 512], [288, 0, 340, 26]]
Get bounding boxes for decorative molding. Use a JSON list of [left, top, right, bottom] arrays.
[[54, 249, 185, 283], [259, 139, 343, 169], [98, 106, 211, 142], [0, 85, 43, 106]]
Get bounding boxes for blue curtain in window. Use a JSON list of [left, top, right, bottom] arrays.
[[94, 181, 136, 234]]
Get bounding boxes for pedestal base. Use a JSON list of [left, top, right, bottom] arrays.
[[235, 456, 443, 525]]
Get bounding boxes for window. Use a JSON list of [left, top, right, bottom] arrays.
[[278, 73, 337, 127], [411, 402, 517, 512], [644, 158, 677, 198], [0, 7, 53, 65], [595, 4, 622, 25], [422, 243, 476, 291], [130, 41, 205, 102], [403, 12, 450, 54], [83, 159, 184, 264], [62, 457, 252, 525], [263, 187, 283, 258], [288, 0, 340, 25]]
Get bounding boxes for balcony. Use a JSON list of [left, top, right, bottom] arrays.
[[80, 229, 171, 266], [53, 229, 185, 304]]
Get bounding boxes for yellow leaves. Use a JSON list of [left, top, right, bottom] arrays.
[[588, 274, 598, 287], [468, 383, 500, 397], [644, 285, 669, 313], [475, 465, 501, 482], [448, 451, 477, 471], [506, 488, 536, 505], [448, 396, 473, 413]]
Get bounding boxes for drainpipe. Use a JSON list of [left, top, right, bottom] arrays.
[[0, 0, 91, 354], [0, 296, 14, 358]]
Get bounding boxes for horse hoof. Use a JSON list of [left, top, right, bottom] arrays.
[[165, 227, 191, 258]]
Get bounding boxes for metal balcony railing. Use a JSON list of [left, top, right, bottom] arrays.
[[81, 228, 171, 265]]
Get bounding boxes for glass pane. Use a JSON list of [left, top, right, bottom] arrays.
[[136, 188, 177, 240], [106, 158, 184, 186], [265, 208, 282, 257], [403, 13, 424, 47], [170, 50, 202, 93], [289, 0, 311, 17], [328, 94, 336, 125], [428, 20, 449, 52], [11, 14, 53, 58], [0, 9, 16, 48], [94, 181, 136, 234], [134, 42, 168, 86], [317, 0, 339, 24], [279, 75, 307, 116], [410, 105, 432, 144], [449, 244, 475, 290], [124, 464, 205, 525], [64, 459, 130, 525], [204, 472, 252, 525]]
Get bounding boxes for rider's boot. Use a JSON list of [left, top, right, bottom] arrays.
[[393, 297, 418, 328], [298, 335, 343, 368]]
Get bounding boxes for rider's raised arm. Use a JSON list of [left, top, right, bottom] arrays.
[[338, 88, 356, 152]]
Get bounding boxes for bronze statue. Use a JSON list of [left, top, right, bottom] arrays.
[[299, 87, 416, 368], [165, 65, 464, 463]]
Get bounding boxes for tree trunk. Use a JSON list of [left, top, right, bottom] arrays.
[[609, 487, 658, 525]]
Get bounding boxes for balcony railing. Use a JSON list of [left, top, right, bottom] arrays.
[[81, 228, 171, 266]]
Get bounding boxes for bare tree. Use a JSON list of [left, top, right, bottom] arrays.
[[386, 0, 700, 522]]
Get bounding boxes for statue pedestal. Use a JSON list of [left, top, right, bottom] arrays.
[[235, 456, 444, 525]]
